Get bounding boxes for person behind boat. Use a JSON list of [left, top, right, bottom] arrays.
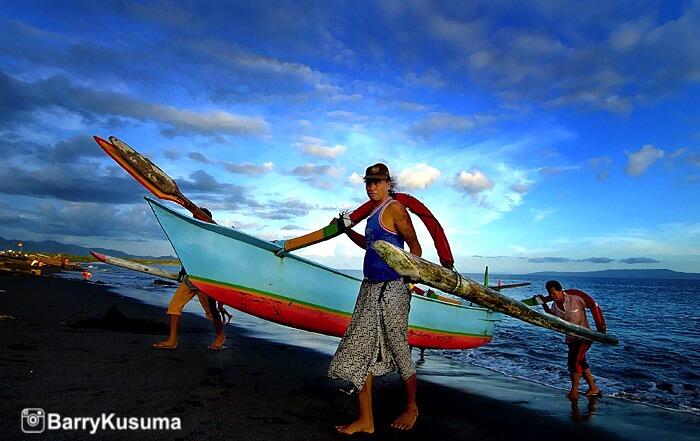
[[152, 207, 232, 351], [328, 163, 422, 434], [536, 280, 606, 399]]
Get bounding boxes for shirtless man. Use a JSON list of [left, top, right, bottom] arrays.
[[538, 280, 605, 399], [328, 163, 422, 434]]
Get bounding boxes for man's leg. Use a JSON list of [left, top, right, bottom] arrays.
[[383, 281, 419, 430], [336, 374, 375, 435], [209, 318, 226, 350], [568, 371, 581, 399], [152, 314, 180, 349], [153, 284, 194, 349], [391, 374, 419, 430], [582, 368, 601, 396], [201, 294, 226, 350]]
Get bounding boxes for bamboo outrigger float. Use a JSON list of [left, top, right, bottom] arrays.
[[372, 240, 618, 345]]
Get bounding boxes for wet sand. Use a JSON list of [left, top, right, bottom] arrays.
[[1, 275, 697, 440]]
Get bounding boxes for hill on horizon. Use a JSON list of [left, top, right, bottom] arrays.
[[0, 237, 175, 261], [524, 268, 699, 280]]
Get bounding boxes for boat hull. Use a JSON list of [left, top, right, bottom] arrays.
[[146, 197, 498, 349]]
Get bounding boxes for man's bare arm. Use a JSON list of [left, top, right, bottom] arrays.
[[345, 228, 366, 249], [392, 204, 422, 257]]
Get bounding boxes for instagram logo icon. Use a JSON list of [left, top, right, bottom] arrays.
[[21, 408, 45, 433]]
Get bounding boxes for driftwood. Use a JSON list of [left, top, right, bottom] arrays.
[[372, 240, 618, 346]]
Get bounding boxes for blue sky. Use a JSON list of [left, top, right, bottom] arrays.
[[1, 1, 698, 273]]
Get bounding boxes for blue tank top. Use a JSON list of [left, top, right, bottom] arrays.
[[363, 198, 404, 282]]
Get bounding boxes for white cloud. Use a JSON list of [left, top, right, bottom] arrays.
[[588, 156, 613, 167], [158, 108, 268, 136], [409, 112, 494, 139], [296, 136, 347, 159], [348, 172, 363, 186], [626, 144, 664, 176], [454, 169, 494, 196], [510, 182, 529, 194], [397, 163, 441, 190], [609, 19, 653, 51], [224, 161, 273, 175], [531, 208, 555, 222]]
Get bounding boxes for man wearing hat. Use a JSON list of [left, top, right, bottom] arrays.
[[328, 163, 422, 434]]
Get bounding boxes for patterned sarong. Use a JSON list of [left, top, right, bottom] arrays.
[[328, 278, 416, 392]]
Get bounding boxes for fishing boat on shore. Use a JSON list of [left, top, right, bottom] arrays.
[[145, 197, 500, 350], [95, 134, 605, 349]]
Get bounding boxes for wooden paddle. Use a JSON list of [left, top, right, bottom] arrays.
[[279, 215, 353, 255], [93, 136, 214, 224]]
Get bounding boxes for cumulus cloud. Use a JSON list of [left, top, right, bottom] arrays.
[[175, 169, 265, 211], [224, 161, 274, 175], [296, 136, 347, 159], [397, 163, 441, 190], [181, 151, 273, 175], [588, 156, 613, 180], [454, 169, 494, 197], [286, 163, 344, 190], [528, 257, 570, 263], [626, 144, 664, 176], [290, 164, 329, 176], [256, 199, 315, 220], [348, 172, 363, 186], [188, 152, 211, 163], [164, 150, 182, 160], [588, 156, 613, 167], [510, 182, 529, 194], [409, 112, 494, 139]]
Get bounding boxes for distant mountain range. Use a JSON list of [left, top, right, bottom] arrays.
[[0, 237, 175, 260], [525, 269, 700, 280]]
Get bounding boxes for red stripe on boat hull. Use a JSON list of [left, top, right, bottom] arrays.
[[193, 280, 491, 350]]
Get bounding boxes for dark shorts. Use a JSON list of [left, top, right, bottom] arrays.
[[567, 339, 592, 373]]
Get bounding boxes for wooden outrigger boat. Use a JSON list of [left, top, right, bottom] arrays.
[[145, 196, 500, 350], [93, 134, 616, 349]]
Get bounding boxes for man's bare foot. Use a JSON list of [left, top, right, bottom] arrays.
[[335, 418, 374, 435], [152, 340, 178, 350], [584, 388, 602, 397], [207, 335, 227, 350], [391, 408, 418, 431], [567, 390, 579, 399]]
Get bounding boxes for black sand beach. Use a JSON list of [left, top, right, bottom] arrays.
[[1, 275, 697, 440]]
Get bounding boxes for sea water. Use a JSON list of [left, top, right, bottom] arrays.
[[63, 265, 700, 415], [452, 274, 700, 415]]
